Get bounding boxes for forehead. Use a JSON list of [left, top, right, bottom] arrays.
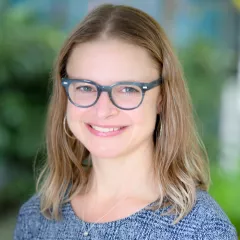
[[66, 39, 159, 83]]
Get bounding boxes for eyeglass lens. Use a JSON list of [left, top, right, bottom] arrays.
[[68, 82, 142, 109]]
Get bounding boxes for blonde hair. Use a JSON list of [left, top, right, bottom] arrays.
[[36, 4, 210, 223]]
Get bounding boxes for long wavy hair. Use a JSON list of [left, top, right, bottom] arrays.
[[36, 4, 210, 223]]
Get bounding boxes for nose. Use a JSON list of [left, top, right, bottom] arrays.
[[94, 92, 118, 119]]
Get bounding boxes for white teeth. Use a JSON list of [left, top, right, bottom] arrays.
[[91, 125, 121, 133]]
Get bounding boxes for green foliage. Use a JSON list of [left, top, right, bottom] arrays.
[[210, 164, 240, 236], [179, 41, 231, 161], [180, 42, 239, 234], [0, 6, 64, 165], [0, 6, 64, 210]]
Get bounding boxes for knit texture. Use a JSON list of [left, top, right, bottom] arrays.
[[14, 190, 237, 239]]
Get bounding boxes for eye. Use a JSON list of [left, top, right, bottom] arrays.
[[76, 85, 95, 92], [121, 87, 140, 93]]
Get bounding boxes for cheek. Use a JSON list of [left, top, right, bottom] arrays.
[[66, 103, 88, 139], [66, 102, 84, 120], [66, 102, 88, 134], [140, 96, 159, 132], [131, 102, 157, 130]]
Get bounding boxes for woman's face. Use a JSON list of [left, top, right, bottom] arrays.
[[66, 39, 160, 159]]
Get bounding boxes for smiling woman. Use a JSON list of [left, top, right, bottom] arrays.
[[14, 3, 237, 240]]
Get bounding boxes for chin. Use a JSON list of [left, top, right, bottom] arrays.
[[86, 144, 126, 159]]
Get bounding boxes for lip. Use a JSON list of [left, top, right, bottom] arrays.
[[85, 123, 128, 137]]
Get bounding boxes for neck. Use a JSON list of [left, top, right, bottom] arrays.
[[87, 140, 159, 202]]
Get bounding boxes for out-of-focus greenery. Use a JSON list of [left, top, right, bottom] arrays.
[[0, 6, 64, 212], [180, 43, 240, 236], [210, 163, 240, 235], [0, 4, 239, 238], [179, 41, 232, 162]]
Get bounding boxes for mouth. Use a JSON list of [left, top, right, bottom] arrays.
[[90, 125, 125, 132], [86, 123, 128, 136]]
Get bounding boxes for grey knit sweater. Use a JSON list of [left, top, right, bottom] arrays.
[[14, 190, 237, 239]]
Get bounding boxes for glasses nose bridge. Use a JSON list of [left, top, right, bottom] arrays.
[[96, 85, 114, 104], [98, 85, 112, 98]]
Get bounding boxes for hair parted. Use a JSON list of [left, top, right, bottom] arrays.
[[36, 4, 210, 223]]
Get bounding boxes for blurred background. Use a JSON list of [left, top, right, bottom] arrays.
[[0, 0, 240, 239]]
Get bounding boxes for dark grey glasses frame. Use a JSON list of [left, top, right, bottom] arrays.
[[61, 77, 163, 110]]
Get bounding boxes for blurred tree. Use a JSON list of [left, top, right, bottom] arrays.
[[232, 0, 240, 10], [180, 39, 239, 235], [0, 5, 64, 211], [179, 40, 231, 162], [210, 164, 240, 235]]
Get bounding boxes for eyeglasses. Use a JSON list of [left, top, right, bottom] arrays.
[[61, 77, 163, 110]]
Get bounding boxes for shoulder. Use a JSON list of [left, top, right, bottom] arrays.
[[14, 194, 43, 240], [146, 190, 237, 239], [194, 189, 229, 221], [18, 194, 41, 214], [191, 190, 238, 239], [16, 194, 42, 222]]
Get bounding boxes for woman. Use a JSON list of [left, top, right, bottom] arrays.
[[14, 4, 237, 240]]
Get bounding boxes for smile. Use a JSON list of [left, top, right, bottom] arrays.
[[86, 124, 127, 137], [91, 125, 123, 132]]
